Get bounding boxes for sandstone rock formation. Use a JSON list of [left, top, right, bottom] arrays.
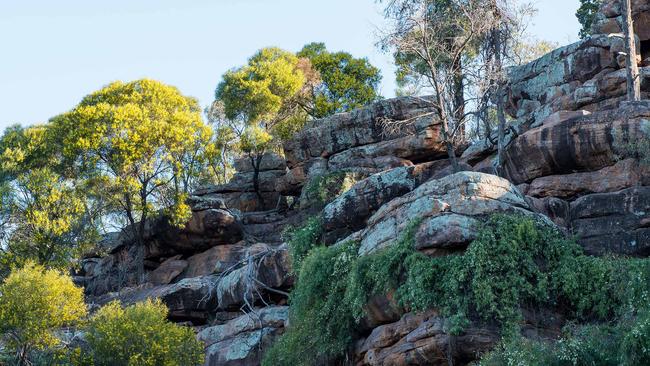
[[78, 4, 650, 362], [356, 172, 545, 256]]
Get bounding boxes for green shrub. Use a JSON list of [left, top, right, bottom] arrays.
[[0, 262, 87, 366], [615, 120, 650, 166], [86, 299, 204, 366], [263, 240, 361, 366], [266, 213, 650, 365], [621, 310, 650, 365], [479, 322, 634, 366], [284, 215, 324, 271], [300, 171, 360, 209]]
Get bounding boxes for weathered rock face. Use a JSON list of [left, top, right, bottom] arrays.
[[79, 10, 650, 361], [321, 160, 455, 244], [502, 102, 650, 184], [525, 158, 649, 199], [199, 306, 288, 366], [90, 244, 291, 323], [571, 187, 650, 256], [592, 0, 650, 42], [505, 33, 650, 126], [194, 153, 287, 212], [81, 202, 244, 296], [356, 311, 500, 366], [279, 97, 447, 197], [355, 172, 544, 256]]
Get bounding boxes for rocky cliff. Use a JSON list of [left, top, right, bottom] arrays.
[[75, 2, 650, 365]]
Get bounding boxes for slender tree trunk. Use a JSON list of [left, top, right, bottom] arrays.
[[433, 82, 460, 172], [452, 60, 465, 139], [623, 0, 641, 101], [136, 188, 149, 284], [493, 25, 509, 177], [250, 153, 265, 209], [496, 95, 508, 176]]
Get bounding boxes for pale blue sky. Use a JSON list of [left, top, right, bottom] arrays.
[[0, 0, 580, 129]]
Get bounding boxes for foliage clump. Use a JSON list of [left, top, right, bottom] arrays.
[[263, 240, 361, 366], [264, 213, 650, 365], [480, 309, 650, 366], [615, 121, 650, 167], [300, 171, 360, 209], [0, 262, 87, 365], [297, 42, 382, 118], [283, 215, 324, 270], [86, 299, 204, 366], [576, 0, 603, 39]]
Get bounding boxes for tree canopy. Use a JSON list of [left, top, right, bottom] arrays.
[[577, 0, 603, 39], [0, 262, 87, 365], [52, 79, 210, 229], [298, 42, 382, 118]]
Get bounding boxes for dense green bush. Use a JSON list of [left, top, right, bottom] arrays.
[[86, 299, 204, 366], [479, 314, 650, 366], [265, 213, 650, 365], [0, 262, 87, 366], [283, 215, 324, 270], [263, 240, 361, 365], [300, 171, 360, 209]]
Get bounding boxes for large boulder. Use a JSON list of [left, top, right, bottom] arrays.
[[199, 306, 288, 366], [502, 102, 650, 184], [215, 244, 292, 310], [356, 311, 500, 366], [570, 186, 650, 256], [182, 243, 246, 279], [527, 158, 650, 199], [356, 172, 545, 256], [92, 276, 218, 323], [233, 153, 287, 173], [321, 160, 455, 244]]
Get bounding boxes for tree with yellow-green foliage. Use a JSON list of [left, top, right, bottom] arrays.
[[0, 125, 98, 276], [50, 79, 213, 281], [297, 42, 382, 119], [0, 262, 87, 365], [86, 299, 204, 366], [214, 47, 317, 206]]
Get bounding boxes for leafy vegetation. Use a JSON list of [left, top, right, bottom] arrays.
[[300, 171, 360, 209], [266, 214, 650, 365], [86, 299, 204, 366], [0, 262, 87, 365], [298, 42, 382, 118], [0, 125, 99, 275], [576, 0, 603, 39], [283, 215, 324, 271]]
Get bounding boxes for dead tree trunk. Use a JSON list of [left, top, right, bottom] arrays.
[[623, 0, 641, 101]]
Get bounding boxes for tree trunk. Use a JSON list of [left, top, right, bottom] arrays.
[[493, 24, 508, 177], [623, 0, 641, 101], [496, 95, 508, 176], [250, 153, 265, 209], [434, 85, 460, 173], [452, 60, 465, 140]]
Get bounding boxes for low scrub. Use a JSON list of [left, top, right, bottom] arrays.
[[86, 299, 204, 366]]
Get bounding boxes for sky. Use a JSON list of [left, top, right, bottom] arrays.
[[0, 0, 581, 130]]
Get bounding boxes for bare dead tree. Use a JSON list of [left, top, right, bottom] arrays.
[[380, 0, 534, 174], [622, 0, 641, 101], [381, 0, 500, 172]]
